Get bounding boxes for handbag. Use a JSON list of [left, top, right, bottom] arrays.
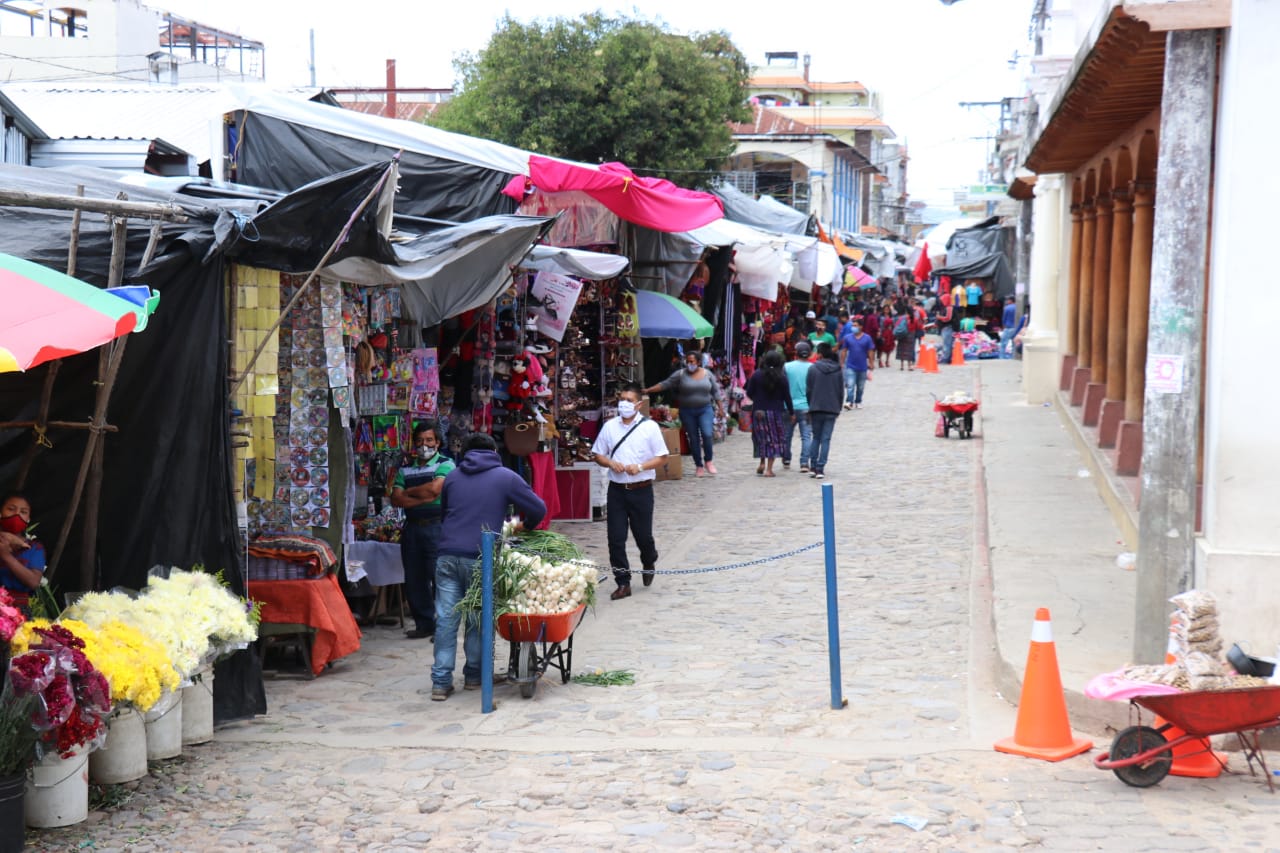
[[504, 421, 539, 456]]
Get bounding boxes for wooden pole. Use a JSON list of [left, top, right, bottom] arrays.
[[1133, 29, 1218, 663], [1089, 193, 1113, 384], [17, 187, 87, 488], [79, 207, 130, 588], [1125, 183, 1156, 423], [67, 185, 84, 277], [1077, 204, 1097, 367], [1105, 188, 1134, 401], [0, 188, 187, 221]]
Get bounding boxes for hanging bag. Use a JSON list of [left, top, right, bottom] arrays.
[[504, 421, 540, 457]]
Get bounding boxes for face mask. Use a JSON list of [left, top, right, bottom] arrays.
[[617, 401, 637, 419], [685, 363, 698, 373], [416, 444, 437, 459], [852, 326, 861, 334], [0, 515, 26, 536]]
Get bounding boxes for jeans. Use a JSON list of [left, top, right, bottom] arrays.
[[784, 410, 812, 467], [999, 328, 1015, 358], [940, 326, 955, 364], [680, 405, 715, 468], [809, 412, 837, 474], [432, 554, 482, 689], [843, 368, 867, 406], [400, 519, 440, 634], [606, 482, 658, 587]]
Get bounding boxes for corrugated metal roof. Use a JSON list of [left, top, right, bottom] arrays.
[[0, 83, 324, 165]]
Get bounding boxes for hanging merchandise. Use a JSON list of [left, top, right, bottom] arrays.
[[529, 270, 584, 342]]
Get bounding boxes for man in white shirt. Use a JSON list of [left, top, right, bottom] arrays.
[[590, 382, 669, 600]]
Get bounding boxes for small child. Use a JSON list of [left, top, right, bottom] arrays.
[[0, 492, 45, 609]]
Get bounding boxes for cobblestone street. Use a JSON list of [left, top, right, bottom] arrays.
[[28, 363, 1280, 852]]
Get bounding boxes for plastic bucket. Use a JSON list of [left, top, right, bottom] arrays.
[[181, 668, 214, 746], [90, 707, 147, 784], [143, 690, 183, 760], [24, 749, 87, 828], [0, 772, 25, 853]]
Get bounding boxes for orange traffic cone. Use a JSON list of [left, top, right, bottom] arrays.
[[951, 338, 966, 366], [994, 608, 1093, 761], [1160, 616, 1226, 778], [919, 343, 938, 373]]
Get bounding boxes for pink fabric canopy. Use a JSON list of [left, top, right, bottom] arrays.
[[503, 155, 724, 233]]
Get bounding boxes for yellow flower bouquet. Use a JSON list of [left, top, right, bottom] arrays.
[[63, 592, 209, 680], [9, 617, 177, 713]]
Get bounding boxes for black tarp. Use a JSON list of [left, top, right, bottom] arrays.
[[933, 218, 1016, 299], [0, 165, 266, 722], [235, 112, 518, 223]]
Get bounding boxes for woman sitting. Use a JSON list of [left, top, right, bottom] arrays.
[[1, 492, 46, 610]]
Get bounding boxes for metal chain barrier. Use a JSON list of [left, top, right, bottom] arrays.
[[515, 540, 823, 580]]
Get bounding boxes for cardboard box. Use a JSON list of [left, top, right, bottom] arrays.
[[660, 427, 682, 456], [655, 454, 683, 481]]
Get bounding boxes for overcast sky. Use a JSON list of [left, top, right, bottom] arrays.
[[157, 0, 1036, 206]]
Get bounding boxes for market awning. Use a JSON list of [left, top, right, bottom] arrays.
[[0, 253, 159, 373], [634, 290, 713, 339], [505, 155, 724, 233], [326, 215, 553, 327], [522, 245, 629, 281]]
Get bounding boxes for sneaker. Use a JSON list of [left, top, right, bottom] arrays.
[[855, 404, 863, 410], [695, 466, 706, 477], [782, 461, 791, 469], [704, 461, 717, 475], [800, 466, 810, 473], [809, 471, 819, 478], [430, 686, 454, 702], [842, 403, 853, 410], [815, 472, 825, 479]]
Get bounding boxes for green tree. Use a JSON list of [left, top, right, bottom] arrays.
[[430, 13, 750, 188]]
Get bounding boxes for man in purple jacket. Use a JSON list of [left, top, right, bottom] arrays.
[[430, 433, 546, 701]]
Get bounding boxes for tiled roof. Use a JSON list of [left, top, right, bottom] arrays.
[[729, 104, 820, 136]]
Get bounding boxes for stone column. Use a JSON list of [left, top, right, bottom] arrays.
[[1099, 187, 1133, 447], [1024, 174, 1064, 403], [1133, 28, 1217, 664], [1083, 192, 1112, 425], [1060, 201, 1083, 391], [1117, 182, 1155, 475], [1071, 202, 1096, 406]]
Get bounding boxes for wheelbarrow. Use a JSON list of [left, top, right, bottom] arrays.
[[1094, 685, 1280, 790], [933, 399, 979, 439], [497, 604, 587, 699]]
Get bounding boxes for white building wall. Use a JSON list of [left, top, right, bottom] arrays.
[[1196, 0, 1280, 652]]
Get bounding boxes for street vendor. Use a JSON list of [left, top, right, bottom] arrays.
[[390, 421, 455, 641], [0, 492, 45, 610]]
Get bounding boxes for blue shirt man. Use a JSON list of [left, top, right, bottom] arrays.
[[838, 326, 877, 409], [1002, 298, 1017, 330]]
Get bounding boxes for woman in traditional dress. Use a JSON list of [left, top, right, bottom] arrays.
[[744, 349, 794, 477]]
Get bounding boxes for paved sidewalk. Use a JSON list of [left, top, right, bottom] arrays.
[[978, 360, 1135, 734]]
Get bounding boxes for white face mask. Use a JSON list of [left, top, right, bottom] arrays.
[[617, 400, 637, 419]]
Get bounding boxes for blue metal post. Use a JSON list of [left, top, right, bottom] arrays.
[[480, 530, 495, 714], [822, 483, 846, 709]]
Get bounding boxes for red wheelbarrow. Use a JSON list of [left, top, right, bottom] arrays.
[[1094, 685, 1280, 790]]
